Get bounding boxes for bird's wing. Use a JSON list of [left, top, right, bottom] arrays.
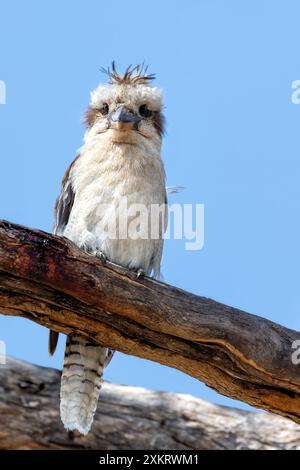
[[49, 158, 77, 356], [53, 159, 77, 236]]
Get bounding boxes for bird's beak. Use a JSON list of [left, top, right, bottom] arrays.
[[108, 106, 141, 131]]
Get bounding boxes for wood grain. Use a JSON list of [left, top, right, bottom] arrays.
[[1, 357, 300, 450], [0, 220, 300, 424]]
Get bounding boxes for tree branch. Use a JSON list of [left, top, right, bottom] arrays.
[[2, 357, 300, 450], [0, 220, 300, 424]]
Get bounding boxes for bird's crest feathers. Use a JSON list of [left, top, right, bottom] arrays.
[[100, 61, 156, 86]]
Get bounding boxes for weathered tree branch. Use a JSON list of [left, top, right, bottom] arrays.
[[1, 357, 300, 450], [0, 220, 300, 425]]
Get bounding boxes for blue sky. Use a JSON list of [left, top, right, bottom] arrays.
[[0, 0, 300, 412]]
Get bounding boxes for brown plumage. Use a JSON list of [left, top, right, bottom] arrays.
[[48, 330, 59, 356], [84, 107, 100, 128], [152, 111, 165, 137], [48, 157, 78, 356]]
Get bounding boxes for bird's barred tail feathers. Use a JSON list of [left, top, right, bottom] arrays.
[[60, 335, 108, 435]]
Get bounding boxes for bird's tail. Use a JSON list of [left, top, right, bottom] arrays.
[[60, 335, 108, 435]]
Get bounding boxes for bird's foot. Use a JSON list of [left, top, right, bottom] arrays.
[[86, 247, 108, 264], [135, 268, 145, 279], [96, 251, 108, 264]]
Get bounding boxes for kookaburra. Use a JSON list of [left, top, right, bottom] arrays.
[[49, 63, 167, 435]]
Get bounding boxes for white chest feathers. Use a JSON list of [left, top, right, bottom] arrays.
[[63, 141, 166, 276]]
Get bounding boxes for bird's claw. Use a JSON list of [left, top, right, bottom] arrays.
[[135, 268, 145, 279], [96, 251, 107, 264], [87, 248, 108, 264]]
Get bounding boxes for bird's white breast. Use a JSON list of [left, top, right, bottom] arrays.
[[64, 140, 165, 275]]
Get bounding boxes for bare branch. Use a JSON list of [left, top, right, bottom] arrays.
[[2, 357, 300, 450]]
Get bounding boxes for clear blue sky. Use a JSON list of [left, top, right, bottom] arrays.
[[1, 0, 300, 412]]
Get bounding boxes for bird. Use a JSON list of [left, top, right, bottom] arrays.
[[48, 62, 167, 435]]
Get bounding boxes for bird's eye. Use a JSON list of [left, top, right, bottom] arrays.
[[100, 103, 109, 115], [139, 104, 152, 118]]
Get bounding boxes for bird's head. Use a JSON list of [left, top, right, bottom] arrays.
[[84, 62, 165, 150]]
